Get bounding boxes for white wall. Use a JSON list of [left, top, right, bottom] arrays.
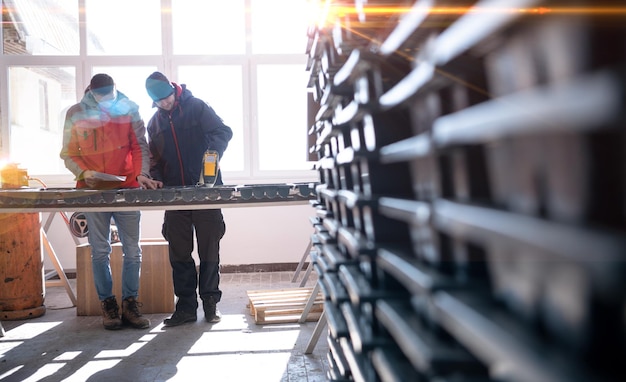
[[42, 203, 314, 273]]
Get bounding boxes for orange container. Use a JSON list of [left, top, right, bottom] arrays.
[[0, 213, 46, 320], [1, 163, 29, 189]]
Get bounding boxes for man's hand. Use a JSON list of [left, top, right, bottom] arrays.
[[137, 175, 163, 190], [82, 170, 99, 188]]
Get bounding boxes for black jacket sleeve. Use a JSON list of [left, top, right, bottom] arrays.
[[197, 100, 233, 159]]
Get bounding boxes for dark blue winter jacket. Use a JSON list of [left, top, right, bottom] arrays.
[[147, 83, 233, 187]]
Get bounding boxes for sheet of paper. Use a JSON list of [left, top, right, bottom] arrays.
[[92, 172, 126, 182]]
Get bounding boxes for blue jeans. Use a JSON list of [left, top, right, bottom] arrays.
[[84, 211, 142, 301]]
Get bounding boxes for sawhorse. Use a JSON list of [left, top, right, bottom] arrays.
[[291, 237, 314, 286], [297, 250, 327, 354], [41, 212, 78, 307], [291, 216, 323, 286], [300, 281, 326, 354]]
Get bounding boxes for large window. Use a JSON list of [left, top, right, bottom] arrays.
[[257, 64, 311, 171], [85, 0, 162, 55], [172, 0, 246, 55], [0, 0, 315, 184], [2, 0, 80, 55], [251, 0, 311, 54], [7, 66, 76, 175], [178, 65, 245, 173]]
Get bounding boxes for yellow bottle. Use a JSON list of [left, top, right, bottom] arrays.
[[202, 150, 219, 187]]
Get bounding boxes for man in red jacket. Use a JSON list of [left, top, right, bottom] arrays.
[[61, 73, 162, 330]]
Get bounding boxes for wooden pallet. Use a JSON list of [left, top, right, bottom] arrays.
[[246, 287, 324, 324]]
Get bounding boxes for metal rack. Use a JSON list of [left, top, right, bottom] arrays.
[[306, 1, 626, 381]]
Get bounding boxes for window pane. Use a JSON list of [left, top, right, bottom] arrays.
[[257, 64, 310, 171], [85, 0, 161, 55], [178, 66, 245, 173], [91, 66, 158, 122], [8, 67, 76, 175], [172, 0, 245, 55], [2, 0, 79, 55], [251, 0, 309, 54]]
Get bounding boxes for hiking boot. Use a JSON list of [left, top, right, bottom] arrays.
[[101, 296, 122, 330], [122, 297, 150, 329], [203, 296, 222, 323], [163, 310, 197, 327]]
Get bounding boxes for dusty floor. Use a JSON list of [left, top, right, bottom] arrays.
[[0, 271, 329, 381]]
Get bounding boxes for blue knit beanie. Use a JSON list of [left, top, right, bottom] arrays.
[[146, 72, 174, 101]]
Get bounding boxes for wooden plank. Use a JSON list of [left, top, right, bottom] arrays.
[[254, 298, 325, 311], [253, 295, 322, 306], [247, 287, 314, 294], [256, 311, 323, 325], [258, 305, 323, 316], [247, 288, 315, 298], [255, 302, 324, 315], [254, 298, 324, 309]]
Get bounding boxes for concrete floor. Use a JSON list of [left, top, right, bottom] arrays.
[[0, 271, 329, 381]]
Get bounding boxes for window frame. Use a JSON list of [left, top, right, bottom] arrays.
[[0, 0, 317, 187]]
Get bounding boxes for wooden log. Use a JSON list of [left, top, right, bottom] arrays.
[[0, 213, 46, 320]]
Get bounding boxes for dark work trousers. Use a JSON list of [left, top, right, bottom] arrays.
[[162, 209, 226, 313]]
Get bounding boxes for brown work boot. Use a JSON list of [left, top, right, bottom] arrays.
[[122, 296, 150, 329], [101, 296, 122, 330]]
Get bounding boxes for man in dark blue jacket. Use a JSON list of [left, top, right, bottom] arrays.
[[145, 71, 233, 326]]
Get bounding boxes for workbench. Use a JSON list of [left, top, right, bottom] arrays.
[[0, 183, 317, 317]]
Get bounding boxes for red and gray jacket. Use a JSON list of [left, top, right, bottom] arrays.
[[60, 90, 150, 189]]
